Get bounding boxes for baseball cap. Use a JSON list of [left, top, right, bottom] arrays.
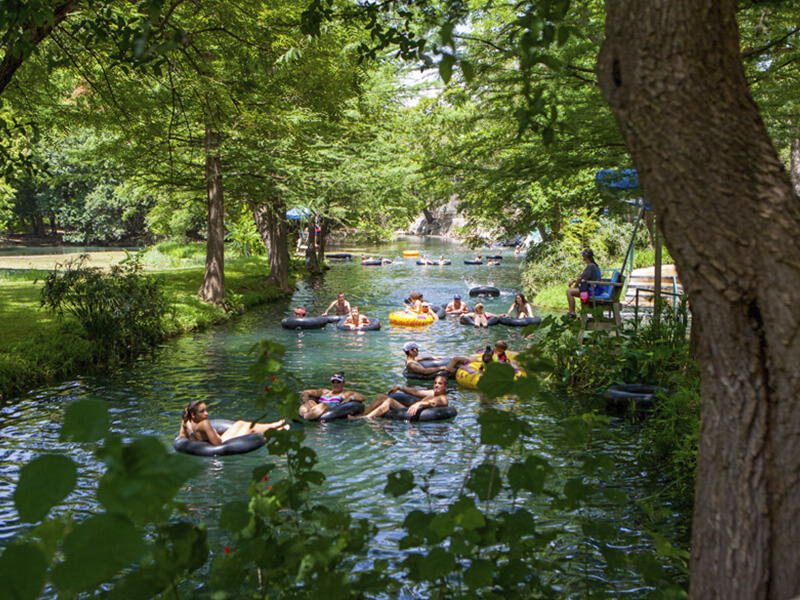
[[294, 308, 306, 316], [331, 372, 345, 383], [402, 342, 419, 353], [454, 294, 461, 299]]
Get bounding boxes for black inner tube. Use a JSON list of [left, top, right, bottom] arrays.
[[498, 315, 542, 327], [605, 384, 668, 410], [281, 316, 329, 330], [469, 286, 500, 297], [403, 358, 452, 380], [389, 391, 422, 407], [336, 316, 382, 331], [172, 419, 266, 457], [360, 259, 382, 266], [381, 406, 458, 422], [318, 401, 365, 421], [326, 253, 352, 259], [463, 259, 483, 265], [486, 255, 503, 260], [459, 315, 500, 327]]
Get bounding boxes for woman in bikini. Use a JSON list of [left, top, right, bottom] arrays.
[[178, 401, 287, 445], [298, 372, 365, 421]]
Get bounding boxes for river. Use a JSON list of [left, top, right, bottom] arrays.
[[0, 237, 688, 597]]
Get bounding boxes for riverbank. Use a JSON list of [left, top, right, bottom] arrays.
[[0, 255, 298, 402]]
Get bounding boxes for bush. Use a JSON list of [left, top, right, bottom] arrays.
[[40, 256, 169, 363]]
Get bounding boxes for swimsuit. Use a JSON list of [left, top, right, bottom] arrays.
[[319, 394, 344, 406]]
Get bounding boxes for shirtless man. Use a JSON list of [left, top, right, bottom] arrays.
[[299, 372, 365, 421], [402, 342, 468, 376], [341, 306, 371, 330], [354, 374, 450, 419], [322, 293, 351, 316], [445, 293, 470, 315]]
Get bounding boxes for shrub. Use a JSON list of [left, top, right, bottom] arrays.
[[40, 256, 169, 363]]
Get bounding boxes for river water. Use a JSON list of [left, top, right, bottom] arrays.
[[0, 237, 688, 596]]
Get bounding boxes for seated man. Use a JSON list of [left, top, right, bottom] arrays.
[[322, 292, 351, 316], [341, 306, 371, 330], [299, 372, 365, 421], [402, 342, 468, 376], [353, 374, 450, 419], [445, 293, 470, 315]]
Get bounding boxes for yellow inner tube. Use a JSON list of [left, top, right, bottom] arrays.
[[389, 310, 435, 326], [455, 354, 525, 391], [402, 250, 420, 257]]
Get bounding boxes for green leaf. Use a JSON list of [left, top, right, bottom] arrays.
[[477, 361, 516, 397], [466, 463, 502, 501], [385, 469, 414, 496], [563, 478, 594, 507], [602, 487, 628, 505], [219, 501, 251, 531], [464, 558, 494, 588], [439, 52, 455, 84], [61, 398, 109, 442], [478, 408, 523, 448], [51, 514, 147, 593], [423, 547, 456, 580], [428, 513, 455, 540], [460, 59, 474, 83], [0, 543, 48, 600], [507, 455, 551, 494], [14, 454, 77, 522]]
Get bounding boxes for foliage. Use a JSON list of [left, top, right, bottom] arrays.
[[39, 256, 169, 363]]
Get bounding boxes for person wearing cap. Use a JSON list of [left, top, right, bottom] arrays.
[[566, 248, 601, 318], [463, 302, 498, 327], [322, 293, 351, 316], [445, 293, 470, 315], [402, 342, 469, 376], [299, 372, 366, 421], [351, 374, 450, 419], [341, 306, 372, 329]]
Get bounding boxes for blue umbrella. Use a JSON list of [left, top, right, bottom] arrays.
[[286, 207, 313, 220]]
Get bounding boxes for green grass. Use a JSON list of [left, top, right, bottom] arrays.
[[0, 255, 293, 401]]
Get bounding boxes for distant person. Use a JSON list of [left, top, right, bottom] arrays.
[[299, 372, 366, 421], [506, 293, 534, 318], [322, 293, 351, 316], [341, 306, 371, 330], [445, 294, 470, 315], [487, 260, 500, 266], [464, 302, 497, 327], [418, 254, 434, 265], [420, 303, 439, 321], [352, 374, 450, 419], [293, 308, 307, 317], [566, 248, 601, 318], [381, 257, 393, 264], [514, 245, 521, 258], [179, 401, 287, 445], [402, 342, 469, 376]]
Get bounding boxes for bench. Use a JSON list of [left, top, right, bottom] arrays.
[[577, 269, 625, 341]]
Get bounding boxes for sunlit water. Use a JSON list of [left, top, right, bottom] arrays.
[[0, 237, 688, 596]]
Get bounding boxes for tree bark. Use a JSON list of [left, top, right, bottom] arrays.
[[252, 204, 271, 255], [264, 199, 291, 293], [598, 1, 800, 598], [197, 125, 225, 304], [317, 216, 328, 265], [791, 138, 800, 196]]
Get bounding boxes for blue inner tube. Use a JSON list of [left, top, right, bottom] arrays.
[[361, 260, 382, 266], [326, 253, 352, 259], [318, 401, 365, 421], [463, 259, 483, 265], [605, 384, 669, 410], [460, 315, 500, 327], [336, 316, 382, 331], [172, 419, 266, 457], [469, 286, 500, 297], [498, 315, 542, 327], [281, 316, 329, 330], [403, 358, 452, 380], [382, 406, 458, 422], [486, 255, 503, 260]]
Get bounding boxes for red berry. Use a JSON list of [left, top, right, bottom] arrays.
[[224, 546, 230, 554]]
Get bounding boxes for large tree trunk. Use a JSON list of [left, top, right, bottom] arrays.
[[252, 204, 271, 255], [264, 199, 291, 293], [598, 2, 800, 598], [198, 125, 225, 304]]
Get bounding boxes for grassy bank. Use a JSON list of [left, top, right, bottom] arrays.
[[0, 248, 296, 401]]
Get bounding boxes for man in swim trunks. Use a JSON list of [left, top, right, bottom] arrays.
[[341, 306, 372, 330], [322, 293, 351, 316], [445, 294, 470, 315], [299, 372, 365, 420], [402, 342, 469, 376], [353, 374, 450, 419]]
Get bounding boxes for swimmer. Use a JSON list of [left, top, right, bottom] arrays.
[[487, 260, 500, 266], [352, 374, 450, 419], [322, 292, 351, 316], [178, 401, 288, 445], [299, 372, 366, 421], [402, 342, 468, 375], [341, 306, 371, 330], [506, 293, 534, 318], [464, 302, 497, 327], [418, 254, 434, 265], [445, 293, 470, 315]]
